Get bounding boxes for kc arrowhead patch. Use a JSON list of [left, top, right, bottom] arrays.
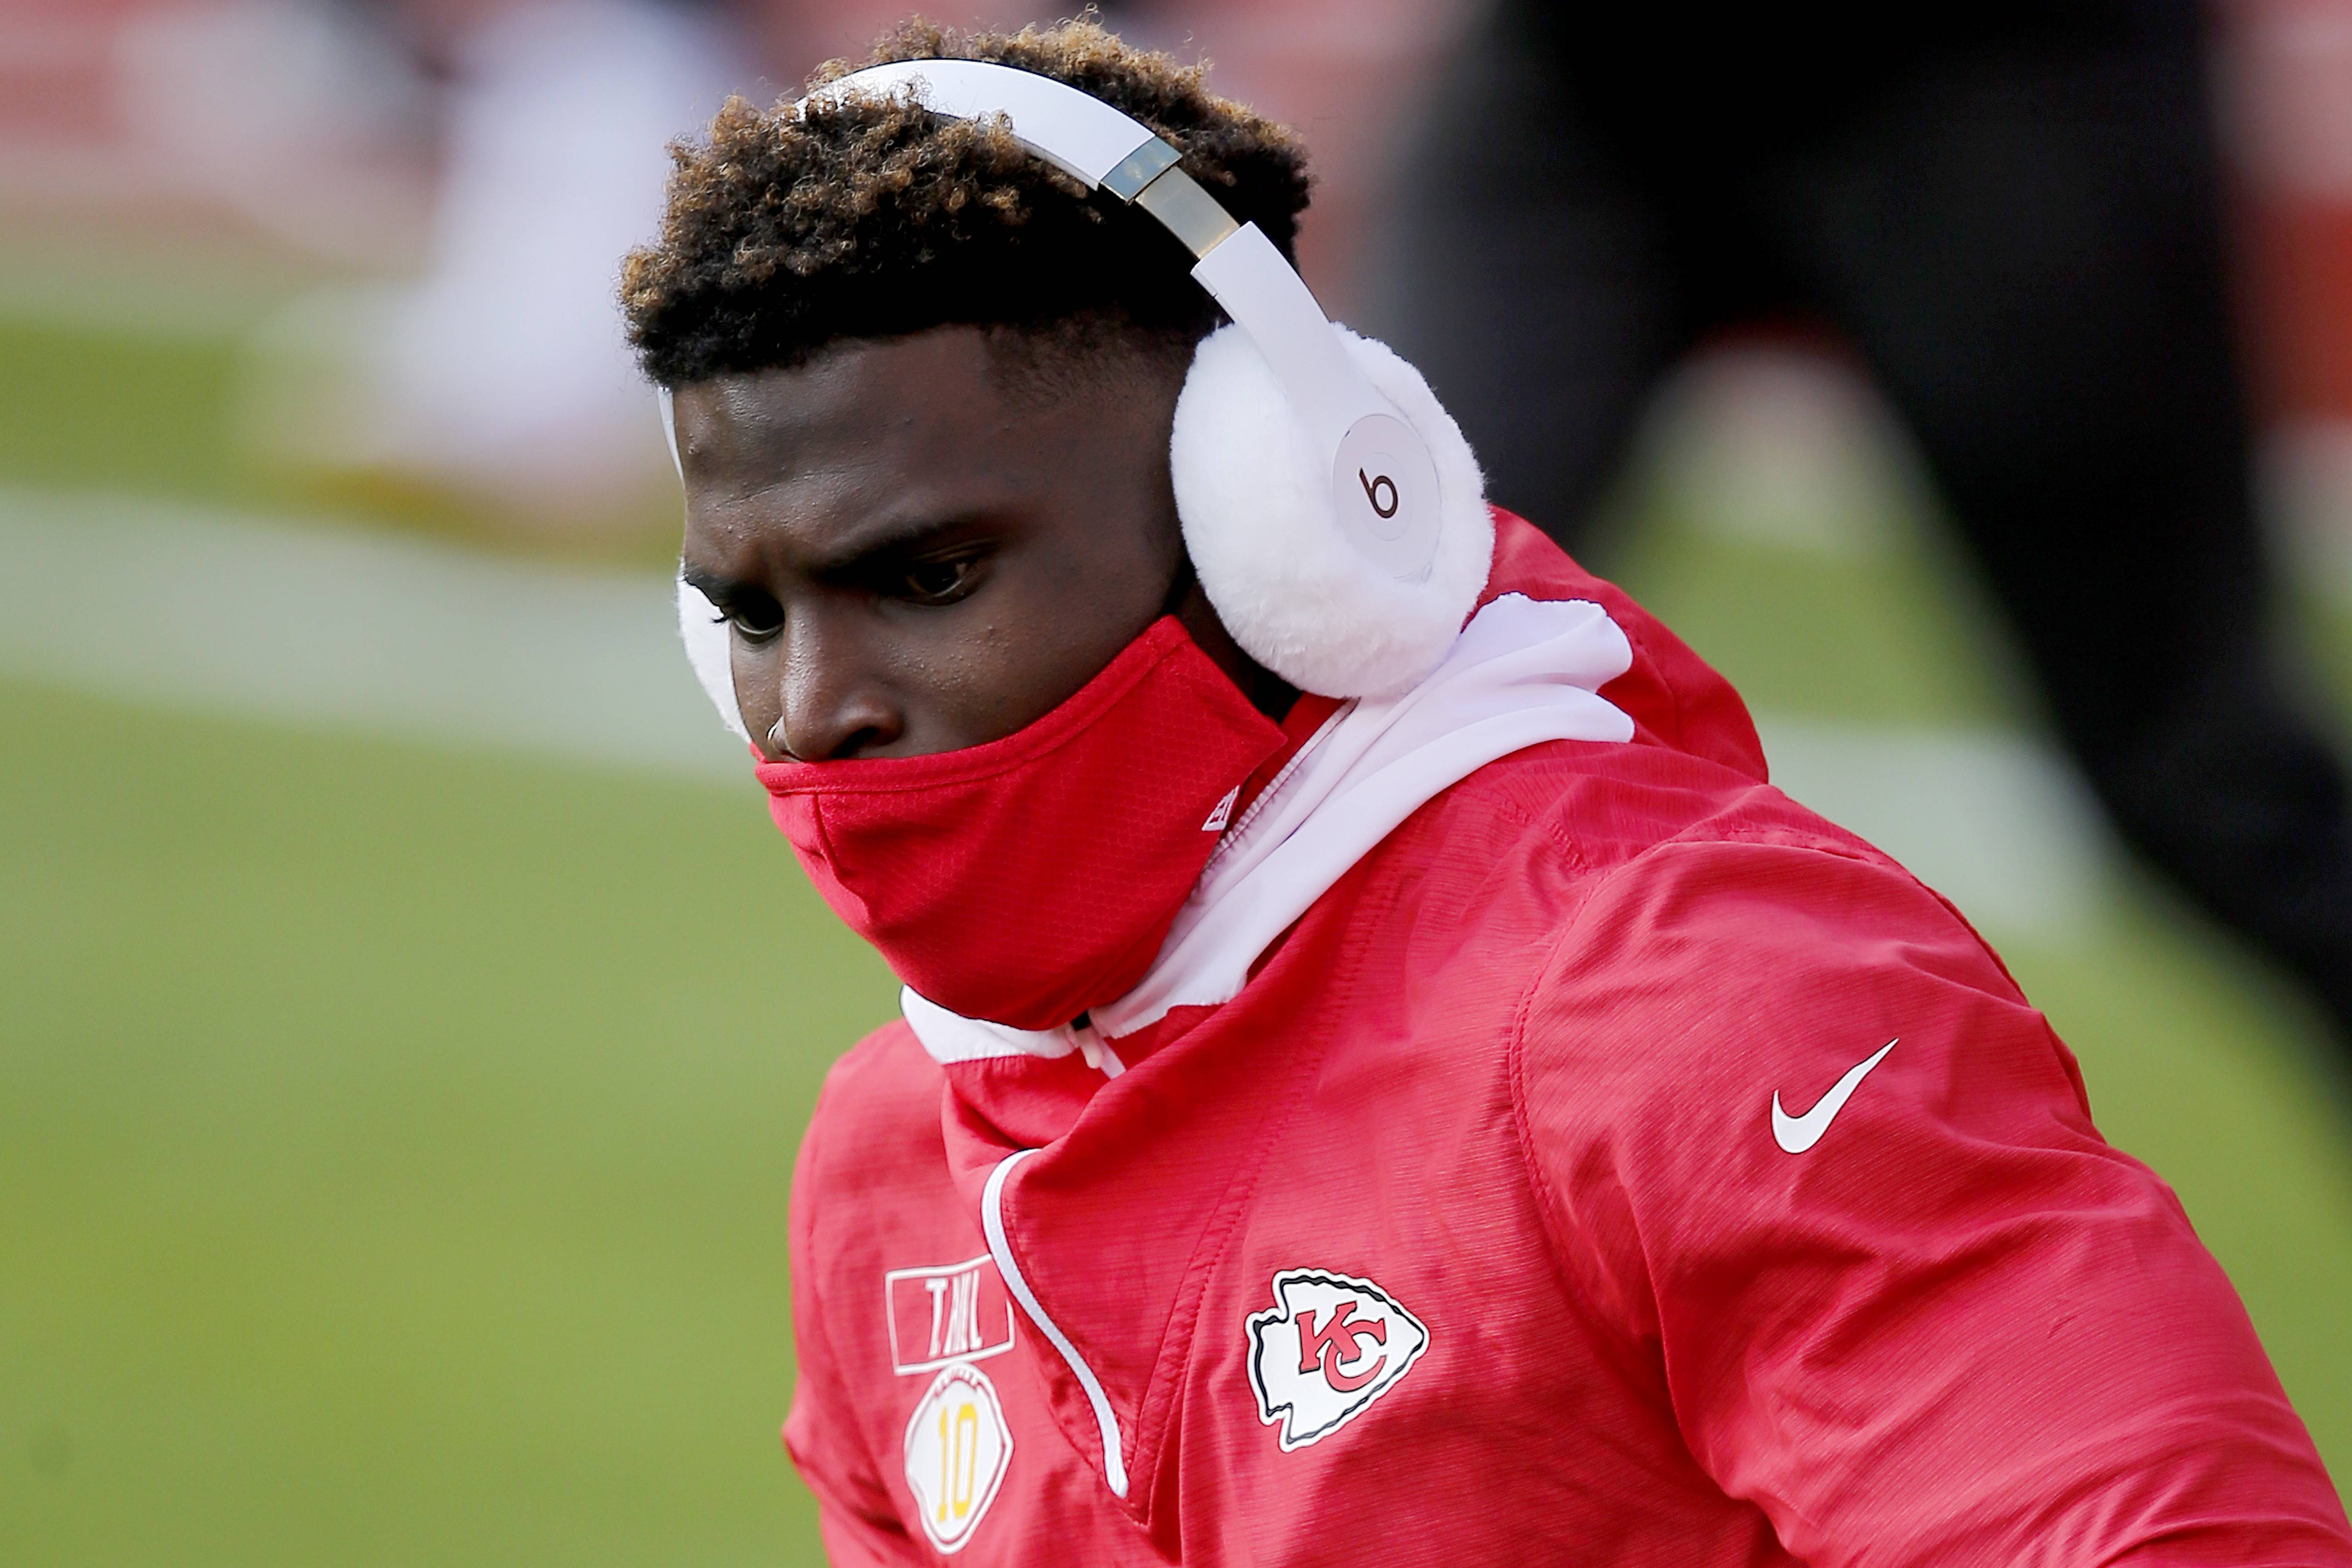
[[1245, 1268, 1430, 1451]]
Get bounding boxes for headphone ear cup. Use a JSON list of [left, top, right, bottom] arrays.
[[677, 576, 752, 743], [664, 390, 752, 744], [1170, 323, 1494, 698]]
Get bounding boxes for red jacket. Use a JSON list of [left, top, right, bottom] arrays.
[[783, 516, 2351, 1564]]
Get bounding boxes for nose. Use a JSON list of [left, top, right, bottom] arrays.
[[764, 611, 904, 762]]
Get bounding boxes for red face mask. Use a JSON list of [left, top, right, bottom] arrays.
[[755, 617, 1286, 1030]]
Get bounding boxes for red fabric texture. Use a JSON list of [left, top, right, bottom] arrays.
[[780, 514, 2352, 1564], [757, 616, 1284, 1030]]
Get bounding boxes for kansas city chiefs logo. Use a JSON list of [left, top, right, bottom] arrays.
[[1245, 1269, 1430, 1451]]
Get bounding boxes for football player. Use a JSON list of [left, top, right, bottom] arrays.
[[622, 20, 2352, 1565]]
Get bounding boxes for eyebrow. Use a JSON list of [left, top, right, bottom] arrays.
[[680, 562, 739, 603], [686, 510, 996, 599]]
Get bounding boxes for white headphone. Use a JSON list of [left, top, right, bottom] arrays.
[[671, 58, 1491, 734]]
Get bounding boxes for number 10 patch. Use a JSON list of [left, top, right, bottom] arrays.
[[902, 1362, 1013, 1553]]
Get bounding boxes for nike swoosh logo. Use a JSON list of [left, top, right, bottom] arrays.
[[1770, 1039, 1898, 1154]]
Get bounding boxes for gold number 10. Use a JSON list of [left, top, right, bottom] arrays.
[[936, 1400, 981, 1523]]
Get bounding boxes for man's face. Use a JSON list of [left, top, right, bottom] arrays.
[[676, 325, 1254, 762]]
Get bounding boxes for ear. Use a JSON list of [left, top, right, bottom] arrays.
[[1169, 323, 1493, 698]]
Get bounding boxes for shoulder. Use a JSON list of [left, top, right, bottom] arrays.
[[793, 1019, 949, 1233], [1507, 821, 2116, 1274], [814, 1016, 941, 1125], [1520, 823, 2048, 1095], [1486, 772, 2112, 1213], [782, 1023, 951, 1546], [1384, 734, 1912, 990], [788, 1021, 970, 1397]]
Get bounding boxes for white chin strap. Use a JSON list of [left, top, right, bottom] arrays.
[[664, 57, 1491, 736]]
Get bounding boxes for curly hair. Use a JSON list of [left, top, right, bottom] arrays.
[[619, 17, 1313, 387]]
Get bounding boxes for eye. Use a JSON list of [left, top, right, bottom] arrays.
[[897, 552, 985, 607], [720, 590, 784, 642]]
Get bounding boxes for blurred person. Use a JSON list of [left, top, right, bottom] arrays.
[[112, 0, 441, 267], [245, 0, 739, 526], [627, 18, 2349, 1561], [1371, 2, 2352, 1047]]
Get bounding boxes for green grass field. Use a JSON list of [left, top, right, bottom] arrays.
[[2, 678, 891, 1564], [3, 310, 2347, 1563]]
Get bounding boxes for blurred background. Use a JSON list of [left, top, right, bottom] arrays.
[[4, 0, 2349, 1559]]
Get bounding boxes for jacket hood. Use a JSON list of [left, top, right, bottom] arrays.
[[1478, 508, 1766, 783]]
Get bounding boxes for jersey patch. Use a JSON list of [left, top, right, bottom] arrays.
[[885, 1256, 1017, 1375], [1245, 1268, 1430, 1451], [902, 1362, 1012, 1554]]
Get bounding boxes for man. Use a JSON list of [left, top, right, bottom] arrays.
[[622, 20, 2352, 1565]]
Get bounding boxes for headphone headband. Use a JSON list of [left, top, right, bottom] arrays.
[[807, 59, 1445, 583], [806, 58, 1165, 190]]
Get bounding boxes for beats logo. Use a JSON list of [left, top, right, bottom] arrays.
[[1332, 412, 1441, 576]]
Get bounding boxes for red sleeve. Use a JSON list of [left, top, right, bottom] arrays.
[[1516, 837, 2352, 1564], [782, 1081, 925, 1567]]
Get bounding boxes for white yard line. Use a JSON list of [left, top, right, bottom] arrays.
[[0, 484, 2107, 933], [1754, 715, 2111, 938], [0, 484, 746, 781]]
